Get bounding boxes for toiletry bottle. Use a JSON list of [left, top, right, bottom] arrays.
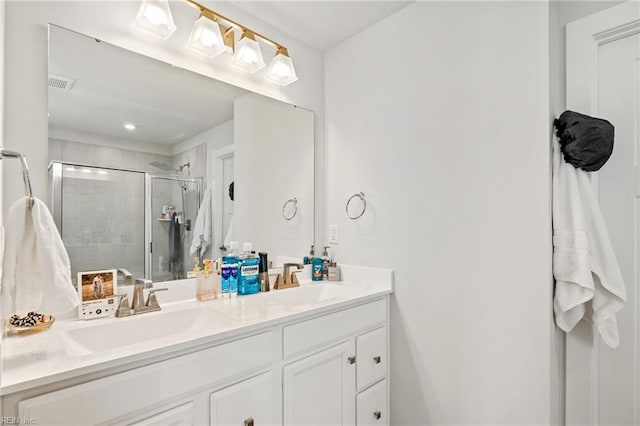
[[221, 264, 232, 297], [222, 241, 240, 297], [322, 246, 330, 280], [197, 259, 216, 301], [312, 251, 323, 281], [238, 242, 260, 295], [304, 245, 314, 265], [328, 261, 341, 281], [259, 252, 270, 292], [193, 258, 205, 298]]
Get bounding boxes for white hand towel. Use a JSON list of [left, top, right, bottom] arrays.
[[190, 188, 212, 257], [553, 140, 626, 348], [1, 196, 79, 316]]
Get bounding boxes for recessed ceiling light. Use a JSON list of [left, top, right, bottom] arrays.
[[82, 168, 92, 173], [98, 170, 109, 175], [124, 123, 137, 131]]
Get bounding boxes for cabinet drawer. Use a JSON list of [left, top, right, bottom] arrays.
[[128, 401, 194, 425], [210, 371, 275, 426], [356, 379, 388, 426], [283, 299, 386, 360], [356, 327, 386, 391]]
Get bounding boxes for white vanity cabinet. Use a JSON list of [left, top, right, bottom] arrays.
[[282, 299, 389, 426], [2, 296, 390, 426], [15, 332, 275, 426]]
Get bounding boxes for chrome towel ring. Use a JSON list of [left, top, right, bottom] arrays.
[[282, 197, 298, 221], [0, 149, 34, 208], [346, 192, 366, 220]]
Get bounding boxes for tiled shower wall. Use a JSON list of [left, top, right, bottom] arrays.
[[50, 139, 206, 281]]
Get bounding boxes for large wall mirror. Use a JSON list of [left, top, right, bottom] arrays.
[[47, 25, 314, 284]]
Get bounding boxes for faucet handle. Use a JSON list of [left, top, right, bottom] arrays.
[[114, 293, 133, 318], [145, 288, 168, 309]]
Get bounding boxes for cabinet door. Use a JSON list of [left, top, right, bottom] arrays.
[[356, 327, 386, 391], [283, 341, 355, 426], [356, 380, 387, 426], [209, 371, 274, 426]]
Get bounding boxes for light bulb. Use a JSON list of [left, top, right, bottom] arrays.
[[266, 50, 298, 86], [200, 28, 217, 47], [133, 0, 176, 40], [239, 47, 257, 64], [143, 4, 165, 25], [232, 32, 265, 73], [186, 15, 226, 59]]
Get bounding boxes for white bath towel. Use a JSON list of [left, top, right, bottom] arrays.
[[553, 140, 626, 348], [1, 196, 79, 316], [190, 187, 212, 258]]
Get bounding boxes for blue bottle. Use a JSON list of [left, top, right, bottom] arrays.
[[222, 241, 239, 297], [238, 242, 260, 295]]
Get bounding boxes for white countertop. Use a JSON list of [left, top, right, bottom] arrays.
[[0, 265, 393, 395]]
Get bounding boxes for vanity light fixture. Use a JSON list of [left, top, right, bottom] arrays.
[[266, 47, 298, 86], [232, 30, 265, 73], [123, 123, 137, 131], [133, 0, 298, 85], [133, 0, 177, 40]]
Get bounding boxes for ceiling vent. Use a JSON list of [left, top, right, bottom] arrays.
[[48, 74, 74, 91]]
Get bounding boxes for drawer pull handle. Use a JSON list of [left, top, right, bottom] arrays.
[[244, 418, 254, 426], [348, 355, 356, 364], [373, 356, 381, 364], [374, 411, 381, 420]]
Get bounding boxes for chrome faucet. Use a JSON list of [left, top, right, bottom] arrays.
[[115, 278, 167, 317], [117, 269, 133, 286]]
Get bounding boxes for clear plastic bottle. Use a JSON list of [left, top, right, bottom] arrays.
[[197, 259, 216, 301]]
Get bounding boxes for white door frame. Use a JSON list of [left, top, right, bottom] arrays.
[[565, 2, 640, 425], [211, 145, 234, 259]]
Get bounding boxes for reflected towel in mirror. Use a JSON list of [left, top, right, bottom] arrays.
[[190, 188, 212, 258], [1, 196, 79, 315]]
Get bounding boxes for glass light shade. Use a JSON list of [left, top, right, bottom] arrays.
[[186, 16, 227, 59], [232, 36, 265, 73], [133, 0, 176, 40], [266, 53, 298, 86]]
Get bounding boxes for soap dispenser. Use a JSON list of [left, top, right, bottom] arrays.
[[304, 245, 314, 265], [321, 246, 331, 280]]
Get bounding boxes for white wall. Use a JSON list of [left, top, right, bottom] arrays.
[[325, 2, 552, 424], [2, 1, 324, 243], [0, 0, 4, 224], [234, 93, 314, 258]]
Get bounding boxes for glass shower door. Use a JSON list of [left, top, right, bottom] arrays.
[[148, 175, 201, 282], [51, 163, 146, 281]]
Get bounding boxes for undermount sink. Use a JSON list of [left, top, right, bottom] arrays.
[[63, 307, 236, 353], [262, 283, 358, 306]]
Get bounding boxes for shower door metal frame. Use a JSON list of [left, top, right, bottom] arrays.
[[48, 161, 202, 281], [145, 173, 202, 281]]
